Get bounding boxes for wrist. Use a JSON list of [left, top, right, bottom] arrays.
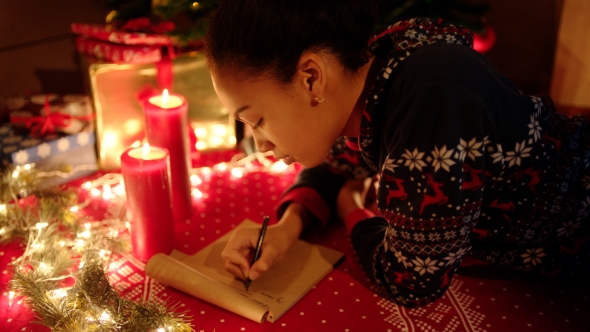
[[276, 203, 308, 243]]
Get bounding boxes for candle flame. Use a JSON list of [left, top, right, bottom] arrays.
[[162, 89, 169, 105], [142, 143, 151, 159]]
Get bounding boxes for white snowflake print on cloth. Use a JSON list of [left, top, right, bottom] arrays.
[[430, 145, 455, 172], [77, 132, 90, 146], [402, 148, 427, 171], [37, 142, 51, 158], [14, 150, 29, 164], [528, 114, 542, 143], [521, 248, 546, 266], [412, 256, 439, 275], [505, 140, 532, 167], [456, 137, 483, 162], [57, 137, 70, 152]]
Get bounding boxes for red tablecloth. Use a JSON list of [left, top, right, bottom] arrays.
[[1, 151, 589, 331]]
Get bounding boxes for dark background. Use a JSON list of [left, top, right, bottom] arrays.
[[0, 0, 564, 98]]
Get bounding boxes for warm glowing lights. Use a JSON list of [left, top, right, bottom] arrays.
[[209, 136, 224, 147], [70, 205, 79, 212], [191, 188, 203, 198], [0, 204, 6, 215], [230, 168, 243, 179], [131, 140, 142, 148], [91, 188, 101, 197], [8, 290, 14, 306], [102, 184, 113, 200], [162, 89, 169, 105], [211, 124, 227, 136], [0, 228, 5, 235], [196, 141, 207, 150], [51, 288, 68, 299], [36, 222, 48, 230], [142, 143, 151, 158], [270, 160, 289, 173], [214, 163, 228, 172], [194, 127, 207, 138], [12, 170, 19, 178], [99, 310, 112, 322], [83, 181, 92, 189], [190, 174, 202, 186]]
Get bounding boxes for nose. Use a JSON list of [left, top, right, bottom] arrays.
[[252, 131, 275, 153]]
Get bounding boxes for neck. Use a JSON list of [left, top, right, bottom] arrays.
[[341, 56, 383, 137]]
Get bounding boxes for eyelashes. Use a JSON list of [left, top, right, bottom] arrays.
[[253, 118, 264, 129]]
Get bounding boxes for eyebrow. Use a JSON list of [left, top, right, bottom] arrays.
[[234, 105, 250, 118]]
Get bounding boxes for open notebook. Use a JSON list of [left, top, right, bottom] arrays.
[[145, 219, 344, 323]]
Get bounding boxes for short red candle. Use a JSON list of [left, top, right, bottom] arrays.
[[143, 90, 193, 222], [121, 145, 175, 261]]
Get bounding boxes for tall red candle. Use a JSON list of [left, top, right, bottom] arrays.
[[121, 144, 175, 261], [143, 89, 193, 222]]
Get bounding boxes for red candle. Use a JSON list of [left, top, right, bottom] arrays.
[[121, 144, 175, 261], [143, 89, 193, 222]]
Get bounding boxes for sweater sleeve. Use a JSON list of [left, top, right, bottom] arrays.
[[276, 136, 377, 225], [350, 75, 500, 307]]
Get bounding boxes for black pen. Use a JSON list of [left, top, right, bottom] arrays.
[[245, 215, 270, 291]]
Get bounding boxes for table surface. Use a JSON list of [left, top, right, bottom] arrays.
[[1, 151, 589, 332]]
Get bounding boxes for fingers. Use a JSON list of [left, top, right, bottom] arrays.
[[221, 228, 258, 280], [249, 244, 280, 280]]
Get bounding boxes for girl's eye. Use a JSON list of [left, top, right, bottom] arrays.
[[253, 118, 264, 129]]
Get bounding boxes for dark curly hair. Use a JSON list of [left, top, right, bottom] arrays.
[[204, 0, 376, 83]]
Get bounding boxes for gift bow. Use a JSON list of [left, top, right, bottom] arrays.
[[12, 95, 95, 137]]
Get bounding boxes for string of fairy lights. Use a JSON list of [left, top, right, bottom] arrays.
[[0, 153, 295, 331]]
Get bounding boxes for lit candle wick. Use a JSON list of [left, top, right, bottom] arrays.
[[142, 143, 151, 159], [162, 89, 169, 106]]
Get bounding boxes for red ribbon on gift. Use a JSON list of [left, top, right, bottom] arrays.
[[11, 95, 95, 137]]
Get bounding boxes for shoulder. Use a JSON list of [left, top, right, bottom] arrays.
[[389, 42, 518, 97]]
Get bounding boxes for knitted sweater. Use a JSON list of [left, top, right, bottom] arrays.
[[276, 18, 590, 308]]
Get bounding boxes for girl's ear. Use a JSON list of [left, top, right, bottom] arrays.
[[295, 52, 327, 106]]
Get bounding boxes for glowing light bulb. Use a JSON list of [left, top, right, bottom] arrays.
[[192, 188, 203, 198], [215, 163, 228, 172], [90, 188, 101, 197], [70, 206, 79, 212], [36, 222, 48, 230], [195, 127, 207, 138], [8, 290, 14, 306], [270, 161, 288, 173], [102, 185, 112, 200], [200, 167, 212, 176], [83, 181, 92, 190], [0, 204, 6, 215], [99, 310, 111, 322], [190, 174, 202, 186], [230, 168, 243, 179], [51, 288, 68, 298], [12, 171, 19, 178]]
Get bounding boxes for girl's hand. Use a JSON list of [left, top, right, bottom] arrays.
[[221, 203, 307, 281]]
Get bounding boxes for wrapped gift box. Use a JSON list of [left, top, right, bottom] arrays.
[[0, 124, 97, 185], [6, 93, 94, 135]]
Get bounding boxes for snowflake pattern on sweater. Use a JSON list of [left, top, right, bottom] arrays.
[[280, 18, 590, 308]]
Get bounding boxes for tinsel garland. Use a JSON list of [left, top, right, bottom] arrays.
[[0, 164, 193, 331]]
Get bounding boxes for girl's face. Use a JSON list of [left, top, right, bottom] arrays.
[[211, 62, 352, 167]]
